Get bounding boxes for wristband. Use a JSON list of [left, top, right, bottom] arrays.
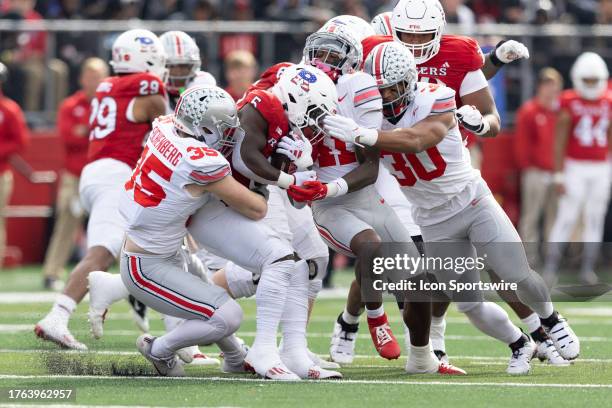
[[489, 40, 507, 67], [326, 178, 349, 198], [356, 128, 379, 147], [276, 171, 294, 189]]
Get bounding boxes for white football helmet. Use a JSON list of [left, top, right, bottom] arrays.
[[174, 85, 239, 156], [303, 23, 363, 82], [160, 31, 202, 94], [363, 42, 417, 120], [571, 52, 609, 101], [371, 12, 393, 36], [110, 29, 167, 81], [271, 64, 338, 144], [391, 0, 445, 64], [321, 15, 375, 42]]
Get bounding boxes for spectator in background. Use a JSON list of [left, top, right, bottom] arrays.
[[42, 58, 108, 290], [599, 0, 612, 24], [0, 62, 30, 270], [515, 68, 563, 264], [442, 0, 476, 33], [220, 0, 257, 59], [224, 50, 257, 101]]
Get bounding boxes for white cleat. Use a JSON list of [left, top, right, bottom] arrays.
[[87, 271, 118, 339], [176, 346, 220, 366], [245, 348, 300, 381], [329, 314, 358, 365], [405, 351, 466, 375], [543, 314, 580, 360], [304, 365, 343, 380], [136, 334, 185, 377], [307, 349, 341, 370], [536, 339, 571, 366], [34, 315, 87, 351], [579, 270, 599, 285], [507, 336, 536, 375]]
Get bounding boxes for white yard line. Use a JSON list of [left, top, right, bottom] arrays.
[[0, 374, 610, 389], [0, 405, 240, 408]]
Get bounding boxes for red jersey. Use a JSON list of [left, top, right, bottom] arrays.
[[514, 98, 557, 171], [243, 62, 293, 96], [57, 90, 90, 176], [560, 90, 611, 161], [87, 72, 166, 168], [362, 34, 484, 110], [0, 94, 29, 173]]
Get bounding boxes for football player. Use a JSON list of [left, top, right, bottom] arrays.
[[289, 21, 465, 375], [35, 29, 168, 350], [121, 86, 250, 377], [544, 52, 611, 285], [159, 31, 216, 110], [325, 41, 581, 374]]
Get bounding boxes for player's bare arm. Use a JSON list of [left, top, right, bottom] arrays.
[[238, 104, 282, 183], [342, 146, 380, 192], [191, 175, 267, 220], [132, 94, 168, 123], [459, 87, 501, 138], [323, 111, 454, 154]]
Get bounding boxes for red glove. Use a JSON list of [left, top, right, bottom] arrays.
[[287, 180, 328, 202]]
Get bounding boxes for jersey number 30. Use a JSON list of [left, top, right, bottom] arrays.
[[385, 147, 447, 186]]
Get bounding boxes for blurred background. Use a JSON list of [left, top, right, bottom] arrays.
[[0, 0, 610, 289]]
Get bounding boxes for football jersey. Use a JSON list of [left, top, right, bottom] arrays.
[[380, 82, 479, 221], [362, 34, 485, 109], [120, 115, 231, 255], [88, 72, 166, 169], [316, 71, 383, 182], [560, 89, 611, 161]]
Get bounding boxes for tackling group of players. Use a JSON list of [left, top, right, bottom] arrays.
[[33, 0, 592, 380]]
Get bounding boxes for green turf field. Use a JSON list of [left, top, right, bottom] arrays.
[[0, 267, 611, 407]]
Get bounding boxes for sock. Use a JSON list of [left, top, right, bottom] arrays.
[[216, 334, 245, 366], [581, 242, 601, 275], [251, 259, 293, 353], [515, 273, 554, 318], [406, 342, 438, 373], [105, 274, 130, 304], [366, 305, 384, 319], [463, 302, 522, 345], [342, 308, 361, 325], [280, 260, 312, 376], [520, 312, 541, 334], [430, 314, 447, 352], [152, 319, 220, 358], [51, 294, 77, 324]]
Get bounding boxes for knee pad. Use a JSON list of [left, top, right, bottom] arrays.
[[456, 301, 482, 313], [308, 255, 329, 281]]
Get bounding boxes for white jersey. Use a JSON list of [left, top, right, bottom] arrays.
[[380, 82, 481, 226], [316, 71, 382, 182], [120, 116, 231, 255]]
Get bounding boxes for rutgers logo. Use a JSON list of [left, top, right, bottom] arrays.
[[298, 70, 318, 83], [135, 36, 154, 45]]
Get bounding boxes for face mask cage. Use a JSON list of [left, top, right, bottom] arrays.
[[394, 28, 441, 64], [214, 119, 240, 157], [380, 78, 415, 120], [304, 34, 355, 78], [298, 104, 331, 146], [166, 62, 199, 93]]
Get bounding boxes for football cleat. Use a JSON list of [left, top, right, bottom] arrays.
[[579, 270, 599, 285], [437, 362, 467, 375], [222, 358, 253, 374], [367, 313, 401, 360], [128, 295, 150, 333], [507, 334, 535, 375], [307, 349, 341, 369], [305, 366, 343, 380], [136, 334, 185, 377], [176, 346, 220, 366], [329, 313, 359, 364], [34, 315, 87, 351], [434, 349, 449, 364], [535, 339, 570, 366], [542, 312, 580, 360], [245, 348, 300, 381]]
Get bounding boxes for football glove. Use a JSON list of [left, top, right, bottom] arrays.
[[293, 170, 318, 187], [288, 180, 328, 202], [323, 115, 378, 147], [494, 40, 530, 64], [456, 105, 490, 136], [276, 133, 313, 170]]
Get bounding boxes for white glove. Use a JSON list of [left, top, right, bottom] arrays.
[[323, 115, 378, 146], [456, 105, 490, 136], [276, 134, 313, 170], [293, 170, 318, 186], [495, 40, 530, 64]]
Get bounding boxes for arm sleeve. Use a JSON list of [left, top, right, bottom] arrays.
[[352, 75, 383, 129], [459, 69, 489, 97], [187, 151, 232, 186], [430, 86, 457, 115]]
